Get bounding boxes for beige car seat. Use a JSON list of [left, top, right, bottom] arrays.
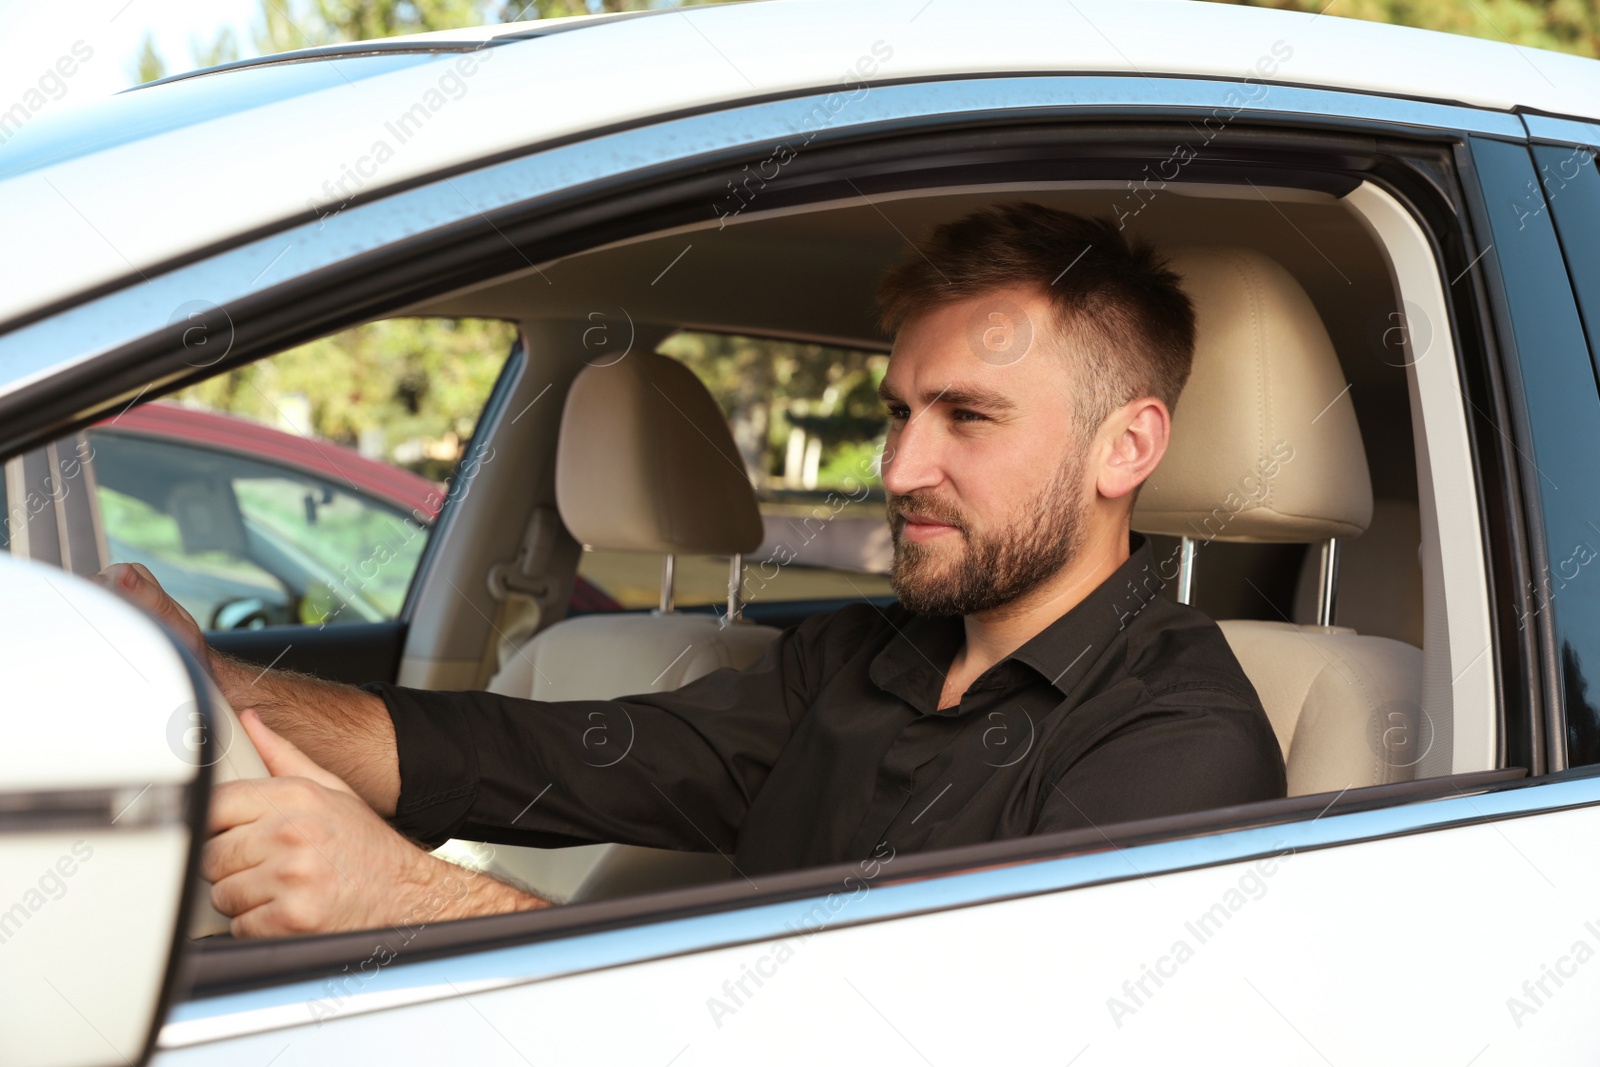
[[480, 351, 781, 902], [1294, 497, 1425, 649], [1134, 247, 1427, 795]]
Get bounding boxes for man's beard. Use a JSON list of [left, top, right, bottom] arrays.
[[887, 449, 1088, 617]]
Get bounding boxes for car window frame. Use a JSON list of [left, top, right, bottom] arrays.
[[395, 333, 526, 628]]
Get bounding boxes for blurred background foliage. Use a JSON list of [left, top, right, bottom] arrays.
[[129, 0, 1600, 86], [657, 332, 887, 492], [1233, 0, 1599, 56], [175, 319, 515, 483], [141, 0, 1598, 489]]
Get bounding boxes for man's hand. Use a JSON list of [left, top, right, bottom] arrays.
[[94, 562, 207, 664], [206, 709, 547, 938], [94, 561, 404, 812]]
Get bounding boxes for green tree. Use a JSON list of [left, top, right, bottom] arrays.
[[129, 27, 241, 86], [660, 332, 886, 491], [1211, 0, 1599, 57], [179, 318, 518, 481], [254, 0, 500, 54], [130, 33, 166, 84], [497, 0, 731, 19]]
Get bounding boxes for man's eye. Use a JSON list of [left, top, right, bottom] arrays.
[[953, 409, 989, 422], [886, 405, 910, 421]]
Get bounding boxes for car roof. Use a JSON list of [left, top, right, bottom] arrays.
[[3, 0, 1597, 329], [122, 9, 657, 96], [92, 401, 443, 520]]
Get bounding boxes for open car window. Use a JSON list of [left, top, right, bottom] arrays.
[[374, 133, 1508, 927]]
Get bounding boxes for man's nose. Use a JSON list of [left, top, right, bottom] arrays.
[[880, 416, 943, 496]]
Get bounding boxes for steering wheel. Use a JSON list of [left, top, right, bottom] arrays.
[[188, 690, 270, 939]]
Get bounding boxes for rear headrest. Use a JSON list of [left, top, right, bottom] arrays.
[[1132, 246, 1372, 543], [555, 351, 764, 556]]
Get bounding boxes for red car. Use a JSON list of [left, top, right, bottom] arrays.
[[86, 402, 619, 629]]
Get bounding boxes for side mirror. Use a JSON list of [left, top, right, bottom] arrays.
[[0, 554, 215, 1067]]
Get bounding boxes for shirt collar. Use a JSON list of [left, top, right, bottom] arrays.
[[868, 532, 1163, 716], [1006, 531, 1161, 698]]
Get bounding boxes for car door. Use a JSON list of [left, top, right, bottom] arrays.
[[42, 73, 1575, 1067]]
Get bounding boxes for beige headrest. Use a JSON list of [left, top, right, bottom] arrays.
[[555, 351, 764, 555], [1132, 246, 1372, 543]]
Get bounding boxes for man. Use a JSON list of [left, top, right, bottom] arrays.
[[101, 203, 1285, 939]]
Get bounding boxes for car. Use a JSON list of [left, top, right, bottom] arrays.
[[3, 1, 1600, 1063]]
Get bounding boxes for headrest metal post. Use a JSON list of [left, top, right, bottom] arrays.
[[724, 553, 743, 626], [1177, 536, 1197, 605], [659, 553, 676, 615], [1316, 537, 1341, 627]]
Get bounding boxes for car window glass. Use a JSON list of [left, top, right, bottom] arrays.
[[232, 473, 428, 625], [95, 469, 291, 628], [84, 317, 514, 631], [1536, 139, 1600, 764], [575, 332, 897, 611]]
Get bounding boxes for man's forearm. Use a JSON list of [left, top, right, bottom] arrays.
[[209, 649, 402, 815], [409, 853, 552, 923]]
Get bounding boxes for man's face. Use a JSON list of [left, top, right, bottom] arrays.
[[878, 287, 1095, 617]]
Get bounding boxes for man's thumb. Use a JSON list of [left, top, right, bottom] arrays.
[[237, 709, 354, 794]]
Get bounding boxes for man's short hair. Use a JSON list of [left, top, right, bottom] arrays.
[[875, 202, 1197, 443]]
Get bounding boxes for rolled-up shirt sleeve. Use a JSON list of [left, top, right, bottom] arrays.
[[361, 618, 820, 852]]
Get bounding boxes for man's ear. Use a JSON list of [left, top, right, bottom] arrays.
[[1095, 398, 1170, 500]]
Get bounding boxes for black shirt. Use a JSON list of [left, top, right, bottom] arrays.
[[365, 532, 1286, 877]]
